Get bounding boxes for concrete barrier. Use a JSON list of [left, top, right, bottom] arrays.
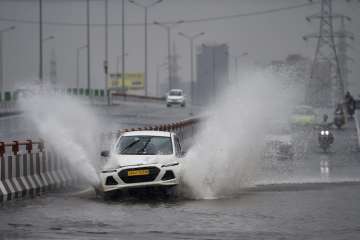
[[0, 141, 77, 202]]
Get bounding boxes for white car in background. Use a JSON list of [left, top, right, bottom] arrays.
[[166, 89, 186, 107], [98, 131, 184, 199]]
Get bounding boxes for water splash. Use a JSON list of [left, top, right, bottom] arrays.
[[18, 86, 103, 186], [182, 67, 302, 199]]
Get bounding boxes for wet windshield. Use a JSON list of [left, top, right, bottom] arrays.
[[117, 136, 173, 155], [169, 90, 182, 96]]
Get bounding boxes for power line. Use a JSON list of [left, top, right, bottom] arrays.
[[0, 2, 319, 27]]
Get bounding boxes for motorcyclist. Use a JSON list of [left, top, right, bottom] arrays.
[[345, 91, 356, 117], [334, 103, 346, 128], [318, 114, 334, 146]]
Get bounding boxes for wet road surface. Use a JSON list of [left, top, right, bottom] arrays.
[[1, 103, 360, 239]]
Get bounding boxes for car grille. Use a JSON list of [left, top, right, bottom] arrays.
[[119, 167, 160, 184]]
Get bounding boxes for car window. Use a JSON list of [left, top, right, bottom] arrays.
[[169, 90, 182, 96], [117, 136, 173, 155]]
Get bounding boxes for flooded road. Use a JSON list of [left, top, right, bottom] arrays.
[[1, 183, 360, 240], [1, 102, 360, 239]]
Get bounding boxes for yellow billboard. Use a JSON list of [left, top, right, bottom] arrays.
[[108, 73, 144, 90]]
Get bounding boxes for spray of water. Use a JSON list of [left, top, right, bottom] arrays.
[[182, 66, 303, 199], [18, 86, 102, 186]]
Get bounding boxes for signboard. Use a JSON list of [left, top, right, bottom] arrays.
[[108, 73, 144, 90]]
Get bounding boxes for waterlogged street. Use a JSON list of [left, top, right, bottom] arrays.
[[1, 100, 360, 239], [1, 0, 360, 238]]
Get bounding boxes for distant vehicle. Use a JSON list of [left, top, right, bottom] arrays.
[[264, 134, 294, 160], [318, 127, 334, 152], [166, 89, 186, 107], [290, 105, 317, 127], [97, 130, 184, 199]]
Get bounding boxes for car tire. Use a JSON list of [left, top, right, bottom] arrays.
[[181, 103, 185, 108], [167, 104, 171, 107]]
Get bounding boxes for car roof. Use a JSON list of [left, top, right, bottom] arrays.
[[169, 89, 183, 92], [121, 130, 172, 137]]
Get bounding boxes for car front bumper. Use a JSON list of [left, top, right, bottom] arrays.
[[99, 164, 180, 193]]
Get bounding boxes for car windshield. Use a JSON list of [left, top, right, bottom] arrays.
[[169, 90, 182, 96], [117, 135, 173, 155]]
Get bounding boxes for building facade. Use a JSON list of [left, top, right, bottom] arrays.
[[194, 43, 229, 106]]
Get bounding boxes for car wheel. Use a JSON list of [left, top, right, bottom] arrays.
[[181, 103, 185, 108], [167, 104, 171, 107]]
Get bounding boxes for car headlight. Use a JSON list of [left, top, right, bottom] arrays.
[[325, 130, 329, 135], [320, 130, 325, 135], [161, 162, 179, 168]]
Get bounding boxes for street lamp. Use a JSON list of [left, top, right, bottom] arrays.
[[129, 0, 162, 96], [42, 36, 55, 83], [154, 20, 184, 91], [76, 45, 87, 89], [0, 26, 15, 92], [39, 0, 43, 83], [178, 31, 205, 104]]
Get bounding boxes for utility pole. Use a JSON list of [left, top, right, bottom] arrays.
[[178, 32, 205, 104], [104, 0, 109, 104], [122, 0, 126, 94], [76, 45, 87, 89], [86, 0, 91, 97], [49, 48, 57, 86], [303, 0, 353, 106], [154, 20, 184, 91], [128, 0, 162, 96], [39, 0, 43, 83]]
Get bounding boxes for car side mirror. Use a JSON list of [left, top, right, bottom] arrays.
[[100, 150, 110, 157]]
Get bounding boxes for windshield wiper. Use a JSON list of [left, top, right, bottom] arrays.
[[136, 139, 152, 154], [120, 139, 140, 154]]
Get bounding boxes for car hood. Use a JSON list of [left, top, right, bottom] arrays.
[[103, 154, 177, 169]]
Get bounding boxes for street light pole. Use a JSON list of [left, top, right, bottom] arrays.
[[121, 0, 125, 94], [104, 0, 109, 104], [0, 26, 15, 92], [42, 36, 55, 81], [86, 0, 91, 96], [76, 45, 87, 89], [39, 0, 43, 83], [154, 20, 184, 91], [128, 0, 162, 96], [178, 32, 205, 104]]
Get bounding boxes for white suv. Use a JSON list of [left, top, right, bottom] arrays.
[[166, 89, 186, 107]]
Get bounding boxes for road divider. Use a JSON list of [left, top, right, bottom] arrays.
[[0, 140, 77, 203]]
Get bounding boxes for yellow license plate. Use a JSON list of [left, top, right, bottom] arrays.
[[127, 169, 150, 176]]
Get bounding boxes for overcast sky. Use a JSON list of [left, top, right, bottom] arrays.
[[0, 0, 359, 96]]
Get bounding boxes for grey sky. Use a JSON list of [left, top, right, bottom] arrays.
[[0, 0, 359, 96]]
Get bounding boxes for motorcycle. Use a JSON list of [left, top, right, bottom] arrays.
[[318, 128, 334, 152]]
